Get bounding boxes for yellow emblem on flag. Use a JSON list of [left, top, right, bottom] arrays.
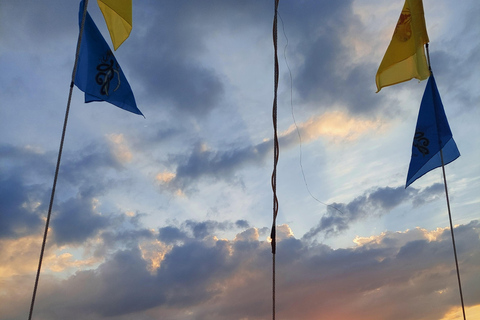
[[375, 0, 430, 92], [97, 0, 132, 51]]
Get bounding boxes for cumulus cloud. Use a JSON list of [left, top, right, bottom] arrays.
[[1, 1, 479, 320], [1, 220, 478, 320]]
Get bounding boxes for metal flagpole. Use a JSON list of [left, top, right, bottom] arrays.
[[425, 43, 467, 320], [27, 1, 90, 319], [440, 149, 467, 320]]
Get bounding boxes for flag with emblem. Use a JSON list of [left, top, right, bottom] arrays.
[[376, 0, 430, 92], [75, 1, 142, 116], [406, 75, 460, 188]]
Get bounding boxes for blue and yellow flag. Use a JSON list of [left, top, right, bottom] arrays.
[[75, 1, 142, 116], [97, 0, 132, 50], [406, 75, 460, 188]]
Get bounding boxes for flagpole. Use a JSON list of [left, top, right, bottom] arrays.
[[27, 1, 89, 319], [426, 43, 467, 320], [440, 150, 467, 320]]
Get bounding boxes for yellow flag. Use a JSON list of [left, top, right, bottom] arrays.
[[97, 0, 132, 50], [376, 0, 430, 92]]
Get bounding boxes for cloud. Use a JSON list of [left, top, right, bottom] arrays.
[[107, 134, 133, 163], [0, 142, 146, 247], [156, 171, 176, 184], [161, 111, 382, 194], [183, 219, 244, 239], [2, 220, 478, 320], [281, 111, 384, 146], [58, 142, 124, 188], [124, 1, 229, 117], [276, 0, 389, 116], [1, 1, 479, 320], [165, 140, 271, 192], [0, 234, 46, 277], [0, 173, 44, 239], [0, 144, 55, 239], [51, 195, 110, 245], [304, 184, 445, 239], [158, 226, 189, 244]]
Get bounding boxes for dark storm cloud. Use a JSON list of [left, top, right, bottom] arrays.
[[304, 184, 444, 239], [10, 220, 479, 320]]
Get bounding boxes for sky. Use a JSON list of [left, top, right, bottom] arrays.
[[0, 0, 479, 319]]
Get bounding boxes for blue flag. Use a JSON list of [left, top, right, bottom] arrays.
[[74, 1, 143, 116], [406, 75, 460, 188]]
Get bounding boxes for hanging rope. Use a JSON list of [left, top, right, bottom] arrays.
[[270, 1, 280, 319], [277, 13, 344, 218], [27, 1, 90, 319]]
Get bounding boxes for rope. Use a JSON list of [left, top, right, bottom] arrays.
[[27, 1, 89, 319], [270, 1, 280, 319], [278, 13, 343, 217]]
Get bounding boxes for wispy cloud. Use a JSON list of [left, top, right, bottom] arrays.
[[304, 183, 445, 239]]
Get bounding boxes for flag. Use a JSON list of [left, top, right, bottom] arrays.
[[97, 0, 132, 50], [376, 0, 430, 92], [75, 1, 142, 116], [406, 75, 460, 188]]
